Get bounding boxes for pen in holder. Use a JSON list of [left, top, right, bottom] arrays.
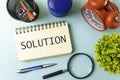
[[81, 0, 120, 31], [6, 0, 39, 22]]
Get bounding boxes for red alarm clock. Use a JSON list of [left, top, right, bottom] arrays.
[[81, 0, 120, 31]]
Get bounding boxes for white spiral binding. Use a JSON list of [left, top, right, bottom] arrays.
[[16, 21, 67, 34]]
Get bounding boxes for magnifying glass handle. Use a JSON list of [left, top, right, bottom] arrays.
[[43, 69, 67, 79]]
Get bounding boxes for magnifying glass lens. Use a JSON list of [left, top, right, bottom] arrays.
[[68, 53, 94, 79]]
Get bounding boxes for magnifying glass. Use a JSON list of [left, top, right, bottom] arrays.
[[43, 53, 94, 79]]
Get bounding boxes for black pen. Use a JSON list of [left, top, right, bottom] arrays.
[[43, 69, 67, 79], [17, 63, 57, 73]]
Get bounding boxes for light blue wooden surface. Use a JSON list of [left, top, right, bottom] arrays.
[[0, 0, 120, 80]]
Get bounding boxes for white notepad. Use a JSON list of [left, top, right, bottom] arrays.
[[15, 21, 72, 61]]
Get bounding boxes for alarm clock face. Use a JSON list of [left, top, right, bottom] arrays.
[[81, 8, 105, 31]]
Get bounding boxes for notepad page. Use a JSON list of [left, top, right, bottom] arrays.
[[15, 21, 72, 61]]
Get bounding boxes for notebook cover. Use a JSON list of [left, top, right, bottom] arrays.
[[15, 21, 72, 61]]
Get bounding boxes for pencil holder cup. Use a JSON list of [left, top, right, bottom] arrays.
[[6, 0, 39, 22], [48, 0, 72, 17], [81, 0, 120, 31]]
